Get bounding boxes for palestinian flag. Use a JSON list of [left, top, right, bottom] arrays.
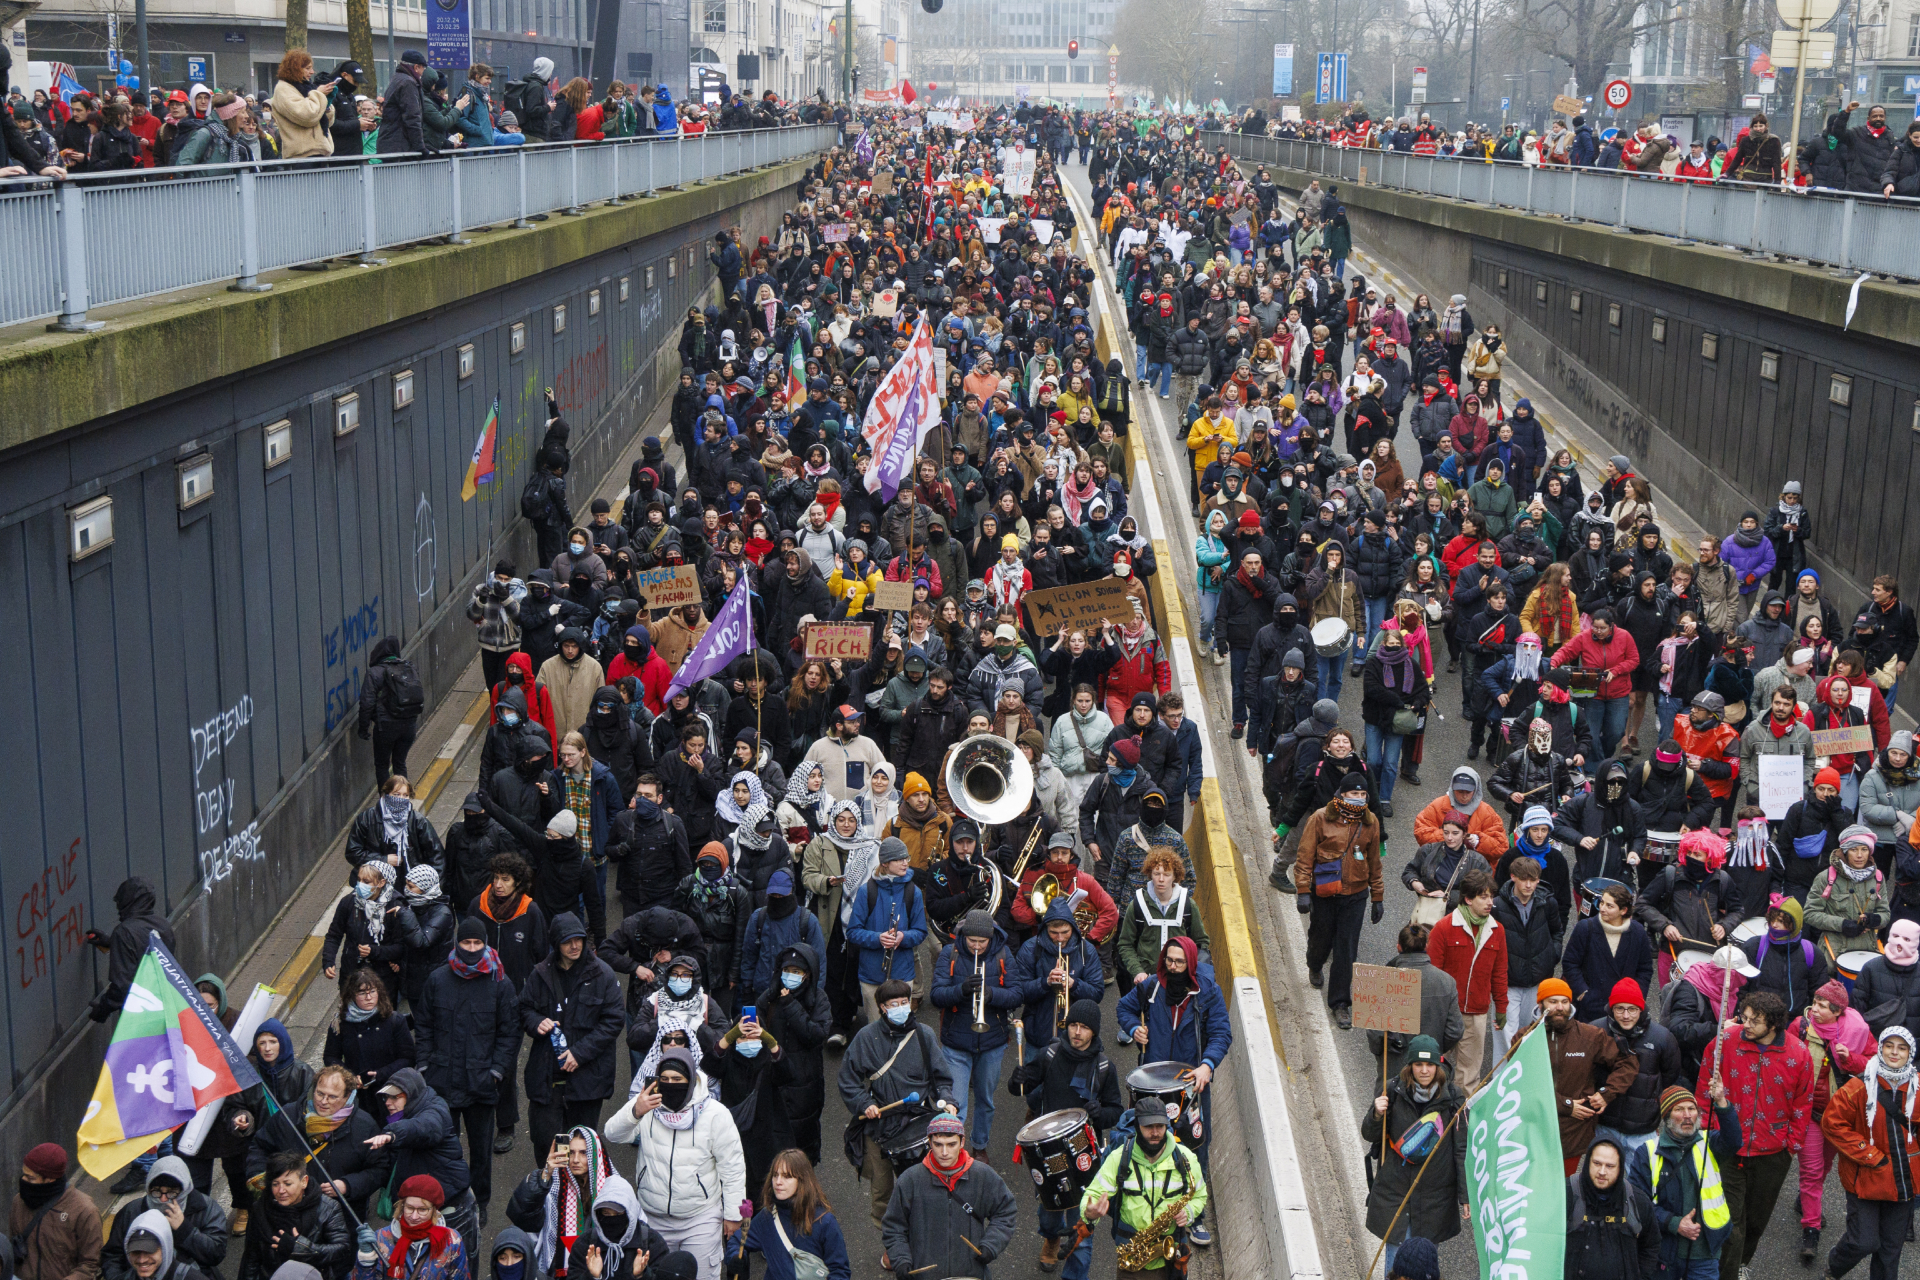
[[76, 934, 260, 1179]]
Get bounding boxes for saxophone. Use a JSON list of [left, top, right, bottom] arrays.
[[1114, 1190, 1195, 1271]]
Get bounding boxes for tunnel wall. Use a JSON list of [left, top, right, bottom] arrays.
[[0, 156, 815, 1168]]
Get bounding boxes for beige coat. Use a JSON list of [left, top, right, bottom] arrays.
[[270, 78, 335, 158], [536, 650, 606, 741], [1465, 333, 1505, 382], [652, 610, 709, 672]]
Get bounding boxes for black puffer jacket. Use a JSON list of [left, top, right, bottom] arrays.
[[597, 904, 706, 1014], [1350, 530, 1406, 599], [397, 894, 457, 1008], [1589, 1012, 1683, 1137], [755, 943, 833, 1125], [343, 804, 447, 881], [606, 803, 693, 913], [1216, 569, 1282, 651], [90, 878, 177, 1021], [374, 1066, 471, 1199], [1842, 112, 1899, 192], [1881, 136, 1920, 196], [1490, 879, 1566, 987], [518, 915, 626, 1105], [442, 812, 515, 922], [413, 952, 521, 1108]]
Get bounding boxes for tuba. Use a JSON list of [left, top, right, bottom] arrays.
[[946, 733, 1041, 926]]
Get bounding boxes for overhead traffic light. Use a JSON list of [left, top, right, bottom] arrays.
[[1068, 39, 1079, 58]]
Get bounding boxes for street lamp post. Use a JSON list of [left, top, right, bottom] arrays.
[[1466, 0, 1481, 120]]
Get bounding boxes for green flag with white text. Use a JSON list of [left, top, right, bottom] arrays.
[[1465, 1023, 1564, 1279]]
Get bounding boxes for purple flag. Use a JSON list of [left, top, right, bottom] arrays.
[[873, 378, 925, 504], [855, 130, 874, 167], [664, 577, 753, 704]]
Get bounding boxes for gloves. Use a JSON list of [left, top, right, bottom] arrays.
[[963, 973, 986, 994], [356, 1227, 378, 1267], [1843, 918, 1865, 937], [1866, 913, 1887, 932], [1370, 900, 1385, 925], [1274, 823, 1292, 842], [1297, 894, 1313, 915]]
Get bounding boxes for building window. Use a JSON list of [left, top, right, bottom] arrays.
[[1650, 313, 1664, 341], [264, 420, 293, 468], [1908, 11, 1920, 56], [334, 392, 360, 436], [647, 265, 656, 288], [69, 496, 113, 560], [668, 255, 676, 279], [1608, 301, 1621, 328], [1830, 373, 1852, 406], [619, 277, 629, 303], [1701, 333, 1718, 361], [1761, 351, 1779, 381], [510, 322, 527, 355], [704, 0, 726, 32], [589, 288, 601, 316], [458, 344, 475, 380], [1570, 289, 1582, 314], [393, 369, 415, 409], [553, 304, 567, 334], [1534, 280, 1547, 304], [177, 456, 214, 509], [1071, 65, 1091, 81]]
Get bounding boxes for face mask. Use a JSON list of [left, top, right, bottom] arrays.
[[1685, 859, 1709, 883], [570, 542, 587, 556], [885, 1003, 912, 1026], [596, 1211, 629, 1240], [463, 812, 489, 833], [517, 757, 546, 779], [735, 1039, 763, 1058], [781, 970, 806, 990], [354, 882, 374, 900], [500, 711, 521, 729], [655, 1076, 693, 1111], [667, 976, 693, 998]]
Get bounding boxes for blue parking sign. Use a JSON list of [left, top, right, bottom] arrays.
[[1906, 73, 1920, 96], [1501, 96, 1510, 110], [186, 55, 209, 82]]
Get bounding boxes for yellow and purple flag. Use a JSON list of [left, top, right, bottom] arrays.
[[461, 399, 500, 502], [76, 934, 261, 1180]]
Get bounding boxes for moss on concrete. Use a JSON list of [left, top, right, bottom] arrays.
[[0, 157, 814, 452]]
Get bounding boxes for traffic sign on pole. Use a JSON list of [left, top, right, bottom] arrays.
[[1602, 78, 1631, 110]]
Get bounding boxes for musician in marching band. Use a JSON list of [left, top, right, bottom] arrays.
[[879, 1114, 1019, 1280], [1011, 832, 1119, 947], [844, 838, 930, 1023], [1009, 998, 1124, 1277], [1077, 1098, 1210, 1277], [1115, 937, 1231, 1248], [929, 910, 1024, 1159], [1116, 848, 1211, 991], [1014, 900, 1106, 1070], [836, 978, 958, 1235]]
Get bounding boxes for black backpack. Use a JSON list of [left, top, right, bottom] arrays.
[[505, 77, 545, 124], [520, 473, 551, 521], [382, 661, 425, 719]]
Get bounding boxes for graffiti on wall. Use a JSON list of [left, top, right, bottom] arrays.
[[16, 839, 85, 990], [193, 694, 267, 888], [323, 596, 381, 733]]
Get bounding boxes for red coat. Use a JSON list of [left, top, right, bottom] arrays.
[[1698, 1027, 1814, 1157], [1817, 673, 1891, 752], [490, 651, 558, 763], [1011, 864, 1118, 942], [1100, 636, 1170, 706], [1672, 715, 1741, 799], [1441, 535, 1487, 588], [1426, 908, 1509, 1016], [1821, 1073, 1920, 1201], [1551, 626, 1642, 702], [609, 650, 674, 714]]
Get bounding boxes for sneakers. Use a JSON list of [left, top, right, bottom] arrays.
[[1308, 968, 1323, 989], [1189, 1223, 1212, 1247], [825, 1032, 847, 1050], [1137, 377, 1148, 388], [1333, 1006, 1353, 1030], [1801, 1226, 1819, 1265], [1379, 800, 1394, 818], [1210, 650, 1226, 666], [493, 1131, 517, 1155], [229, 1210, 249, 1237], [1230, 723, 1244, 740], [1402, 768, 1421, 786], [1466, 744, 1480, 760], [1039, 1237, 1062, 1272]]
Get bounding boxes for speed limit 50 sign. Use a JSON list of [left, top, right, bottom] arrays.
[[1603, 79, 1632, 110]]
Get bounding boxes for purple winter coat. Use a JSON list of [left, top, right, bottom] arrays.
[[1721, 530, 1777, 596]]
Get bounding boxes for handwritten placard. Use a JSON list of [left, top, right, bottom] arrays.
[[1810, 724, 1874, 755], [635, 563, 703, 610], [871, 581, 915, 612], [1758, 753, 1805, 821], [1022, 578, 1138, 633], [803, 622, 872, 661], [1352, 963, 1423, 1035], [822, 222, 852, 243]]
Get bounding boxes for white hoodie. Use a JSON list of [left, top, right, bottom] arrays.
[[603, 1067, 746, 1223]]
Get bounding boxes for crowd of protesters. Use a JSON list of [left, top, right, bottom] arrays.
[[0, 43, 839, 180]]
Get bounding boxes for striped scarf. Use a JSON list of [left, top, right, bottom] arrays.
[[535, 1127, 610, 1276]]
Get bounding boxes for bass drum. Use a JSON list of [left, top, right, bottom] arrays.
[[1311, 616, 1352, 658], [883, 1133, 931, 1175], [1014, 1108, 1096, 1210]]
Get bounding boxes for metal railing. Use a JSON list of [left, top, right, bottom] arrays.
[[1208, 130, 1920, 280], [0, 124, 837, 332]]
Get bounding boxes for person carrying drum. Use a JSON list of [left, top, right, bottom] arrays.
[[1634, 829, 1745, 987], [835, 978, 959, 1233], [1076, 1093, 1210, 1276], [1009, 998, 1124, 1277], [1624, 740, 1716, 837], [879, 1114, 1018, 1280], [1114, 937, 1231, 1248]]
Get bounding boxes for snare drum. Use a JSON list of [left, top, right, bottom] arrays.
[[1672, 949, 1717, 977], [1835, 949, 1874, 994], [1644, 831, 1683, 865], [1014, 1108, 1096, 1210], [883, 1134, 931, 1175], [1311, 616, 1353, 658], [1730, 917, 1769, 945], [1127, 1061, 1201, 1145]]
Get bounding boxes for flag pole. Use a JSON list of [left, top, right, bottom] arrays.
[[1364, 1019, 1542, 1279], [256, 1090, 372, 1234]]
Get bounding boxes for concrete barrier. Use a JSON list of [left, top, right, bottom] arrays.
[[1071, 185, 1324, 1280]]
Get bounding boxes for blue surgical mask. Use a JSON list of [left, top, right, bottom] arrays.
[[884, 1004, 912, 1026], [735, 1039, 763, 1058], [501, 711, 520, 728], [780, 971, 806, 990], [667, 976, 693, 998], [354, 882, 374, 900], [570, 542, 587, 556]]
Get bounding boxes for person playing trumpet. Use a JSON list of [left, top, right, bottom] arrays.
[[1012, 832, 1119, 946], [1014, 899, 1105, 1070], [930, 909, 1023, 1160]]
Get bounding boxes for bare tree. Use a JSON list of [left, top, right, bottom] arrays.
[[1511, 0, 1673, 97], [348, 0, 376, 90], [1113, 0, 1218, 103]]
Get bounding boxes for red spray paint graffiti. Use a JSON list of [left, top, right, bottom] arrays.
[[17, 839, 86, 990]]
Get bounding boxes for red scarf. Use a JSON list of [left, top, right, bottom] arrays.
[[1235, 565, 1266, 596], [388, 1220, 455, 1278], [923, 1148, 975, 1191]]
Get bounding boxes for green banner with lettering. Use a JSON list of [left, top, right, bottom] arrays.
[[1465, 1023, 1564, 1279]]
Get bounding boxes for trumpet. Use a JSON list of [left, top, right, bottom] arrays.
[[1052, 945, 1071, 1034], [970, 954, 990, 1034]]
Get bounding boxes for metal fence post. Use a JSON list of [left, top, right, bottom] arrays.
[[230, 169, 273, 293], [1839, 197, 1856, 271], [514, 149, 532, 227], [565, 145, 584, 215], [447, 155, 471, 243], [608, 145, 625, 206], [357, 161, 386, 264], [48, 182, 101, 332]]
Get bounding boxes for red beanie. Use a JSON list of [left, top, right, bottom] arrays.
[[1815, 766, 1843, 791], [396, 1175, 445, 1208], [1608, 977, 1645, 1011], [23, 1144, 67, 1180], [1112, 738, 1141, 767]]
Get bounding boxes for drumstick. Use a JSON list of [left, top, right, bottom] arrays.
[[875, 1091, 923, 1115]]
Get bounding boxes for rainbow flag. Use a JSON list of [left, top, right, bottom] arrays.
[[76, 935, 260, 1180], [783, 333, 806, 413], [461, 398, 499, 501]]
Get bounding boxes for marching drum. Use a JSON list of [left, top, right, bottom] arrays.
[[1127, 1060, 1202, 1145], [1311, 616, 1352, 658], [1730, 917, 1769, 945], [1013, 1108, 1097, 1210], [1644, 831, 1683, 865], [1672, 949, 1717, 977], [1835, 949, 1875, 995], [883, 1133, 932, 1174]]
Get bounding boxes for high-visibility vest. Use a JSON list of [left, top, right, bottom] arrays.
[[1642, 1134, 1731, 1230]]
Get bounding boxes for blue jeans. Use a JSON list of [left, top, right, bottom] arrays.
[[1037, 1210, 1093, 1278], [1355, 595, 1391, 664], [1197, 590, 1221, 646], [1590, 696, 1630, 760], [1318, 654, 1346, 703], [1147, 360, 1172, 396], [1333, 256, 1347, 278], [1228, 646, 1251, 727], [944, 1043, 1008, 1149], [1655, 694, 1684, 741], [1364, 724, 1405, 802]]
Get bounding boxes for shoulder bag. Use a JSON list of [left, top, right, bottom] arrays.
[[771, 1210, 831, 1280]]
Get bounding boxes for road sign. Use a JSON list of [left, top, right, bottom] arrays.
[[1315, 51, 1348, 104], [1273, 43, 1293, 96], [1780, 0, 1840, 23], [1744, 93, 1764, 108], [1906, 74, 1920, 96], [1603, 78, 1632, 109], [187, 55, 210, 82], [1500, 96, 1510, 111], [1769, 28, 1835, 66]]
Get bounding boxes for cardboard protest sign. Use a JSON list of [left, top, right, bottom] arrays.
[[636, 563, 703, 610], [1758, 753, 1805, 820], [871, 581, 915, 612], [1022, 579, 1137, 632], [1811, 724, 1875, 755], [1351, 964, 1422, 1034], [822, 222, 852, 243], [803, 622, 872, 661]]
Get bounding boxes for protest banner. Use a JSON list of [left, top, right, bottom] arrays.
[[822, 222, 852, 243], [1466, 1025, 1564, 1278], [1810, 724, 1874, 755], [1022, 579, 1136, 632], [635, 563, 703, 610], [804, 622, 873, 661], [871, 581, 915, 611]]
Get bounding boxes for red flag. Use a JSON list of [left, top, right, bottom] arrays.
[[901, 80, 917, 105]]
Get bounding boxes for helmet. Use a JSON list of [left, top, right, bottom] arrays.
[[1690, 691, 1725, 717]]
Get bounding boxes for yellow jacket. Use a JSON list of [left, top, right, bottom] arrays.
[[1185, 412, 1237, 476], [828, 564, 883, 613]]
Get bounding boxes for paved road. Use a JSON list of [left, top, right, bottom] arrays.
[[1057, 160, 1854, 1280]]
